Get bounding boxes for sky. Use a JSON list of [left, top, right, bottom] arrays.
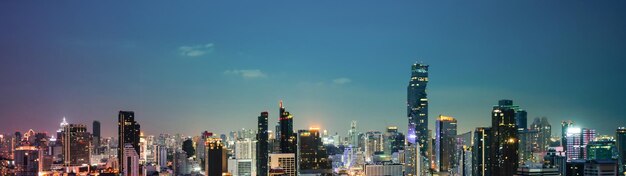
[[1, 0, 625, 138]]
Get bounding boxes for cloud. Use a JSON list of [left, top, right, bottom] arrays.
[[333, 77, 352, 85], [224, 69, 268, 79], [178, 43, 215, 57]]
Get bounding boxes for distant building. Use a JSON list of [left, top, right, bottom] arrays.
[[122, 144, 139, 176], [92, 121, 101, 154], [257, 111, 269, 176], [586, 139, 617, 160], [279, 101, 296, 153], [297, 128, 331, 175], [561, 121, 574, 153], [63, 124, 91, 166], [406, 62, 429, 175], [14, 145, 40, 176], [270, 153, 296, 176], [515, 165, 559, 176], [118, 111, 140, 172], [473, 127, 492, 176], [384, 126, 405, 156], [364, 163, 403, 176], [364, 131, 384, 163], [616, 127, 626, 175], [435, 115, 457, 173], [490, 100, 519, 176], [206, 137, 227, 176], [584, 160, 618, 176]]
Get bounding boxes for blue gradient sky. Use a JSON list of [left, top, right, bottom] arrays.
[[1, 1, 625, 138]]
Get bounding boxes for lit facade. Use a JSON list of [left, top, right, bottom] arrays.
[[407, 62, 429, 175], [435, 115, 457, 173], [118, 111, 140, 172], [257, 111, 269, 176], [490, 100, 519, 176]]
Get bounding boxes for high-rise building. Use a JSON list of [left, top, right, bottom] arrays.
[[435, 115, 457, 173], [14, 145, 40, 176], [122, 144, 139, 176], [616, 127, 626, 175], [565, 127, 583, 161], [364, 163, 403, 176], [279, 101, 296, 153], [384, 126, 405, 156], [581, 128, 597, 159], [63, 124, 91, 166], [529, 117, 551, 152], [407, 62, 429, 175], [296, 128, 331, 175], [257, 111, 269, 176], [93, 121, 101, 154], [586, 138, 617, 161], [206, 137, 227, 176], [490, 100, 519, 176], [516, 110, 528, 132], [118, 111, 140, 172], [364, 131, 384, 163], [269, 153, 296, 176], [349, 121, 359, 147], [561, 121, 574, 151], [473, 127, 491, 176]]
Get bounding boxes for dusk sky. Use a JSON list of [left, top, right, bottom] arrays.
[[1, 1, 625, 138]]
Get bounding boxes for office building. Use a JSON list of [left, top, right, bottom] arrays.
[[561, 121, 574, 152], [490, 100, 519, 176], [14, 145, 40, 176], [63, 124, 91, 166], [384, 126, 405, 156], [279, 101, 296, 153], [586, 138, 617, 161], [206, 137, 227, 176], [270, 153, 296, 176], [364, 163, 403, 176], [435, 115, 457, 173], [257, 111, 269, 176], [616, 127, 626, 175], [118, 111, 140, 172], [297, 128, 331, 175], [473, 127, 491, 176], [122, 144, 139, 176], [407, 62, 429, 175], [93, 121, 101, 154], [516, 110, 528, 132]]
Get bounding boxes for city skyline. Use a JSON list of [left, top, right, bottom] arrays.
[[2, 1, 626, 138]]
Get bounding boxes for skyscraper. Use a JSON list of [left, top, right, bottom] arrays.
[[63, 124, 91, 166], [257, 111, 269, 176], [616, 127, 626, 174], [516, 110, 528, 132], [473, 127, 491, 176], [384, 126, 405, 155], [349, 121, 358, 147], [93, 120, 101, 154], [122, 144, 139, 176], [490, 100, 519, 176], [206, 137, 227, 176], [14, 145, 40, 176], [407, 62, 429, 175], [364, 131, 384, 163], [529, 117, 551, 152], [561, 120, 574, 151], [118, 111, 140, 172], [296, 128, 331, 175], [435, 115, 457, 173], [279, 101, 296, 153]]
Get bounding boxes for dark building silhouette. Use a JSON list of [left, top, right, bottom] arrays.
[[473, 127, 492, 176], [93, 121, 101, 153], [516, 110, 527, 132], [490, 100, 519, 176], [118, 111, 140, 172], [384, 126, 405, 154], [435, 115, 457, 173], [297, 128, 331, 175], [205, 138, 227, 176], [279, 101, 296, 153], [616, 127, 626, 174], [257, 111, 269, 176]]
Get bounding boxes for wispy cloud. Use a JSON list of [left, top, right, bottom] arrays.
[[178, 43, 214, 57], [333, 77, 352, 85], [224, 69, 267, 79]]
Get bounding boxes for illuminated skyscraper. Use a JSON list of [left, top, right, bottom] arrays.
[[257, 111, 269, 176], [561, 121, 574, 151], [435, 115, 457, 173], [364, 131, 384, 163], [490, 100, 519, 176], [473, 127, 491, 176], [296, 128, 331, 175], [63, 124, 91, 166], [118, 111, 140, 172], [14, 145, 40, 176], [279, 100, 296, 153], [384, 126, 405, 155], [407, 62, 429, 175]]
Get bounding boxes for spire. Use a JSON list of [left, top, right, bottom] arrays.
[[279, 100, 283, 108], [60, 116, 68, 127]]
